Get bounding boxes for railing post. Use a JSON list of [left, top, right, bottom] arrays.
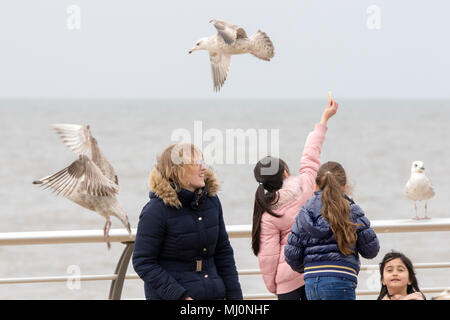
[[108, 241, 134, 300]]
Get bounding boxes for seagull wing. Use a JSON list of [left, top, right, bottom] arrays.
[[90, 138, 119, 186], [210, 19, 247, 44], [52, 124, 92, 155], [405, 179, 412, 195], [80, 155, 119, 196], [210, 52, 231, 92], [426, 176, 436, 197], [236, 27, 248, 39], [33, 155, 119, 197], [53, 124, 119, 187]]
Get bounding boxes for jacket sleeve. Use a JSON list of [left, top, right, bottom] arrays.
[[213, 197, 243, 300], [352, 205, 380, 259], [257, 216, 281, 294], [132, 201, 188, 300], [298, 123, 327, 193], [284, 211, 306, 273]]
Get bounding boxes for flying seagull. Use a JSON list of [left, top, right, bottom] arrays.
[[189, 19, 275, 92], [405, 160, 435, 220], [33, 124, 132, 249]]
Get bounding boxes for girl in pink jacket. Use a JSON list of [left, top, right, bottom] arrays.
[[252, 99, 339, 300]]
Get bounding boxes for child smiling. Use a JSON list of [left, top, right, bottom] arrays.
[[378, 251, 425, 300]]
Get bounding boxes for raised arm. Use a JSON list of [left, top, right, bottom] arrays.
[[298, 99, 339, 191], [320, 99, 339, 127]]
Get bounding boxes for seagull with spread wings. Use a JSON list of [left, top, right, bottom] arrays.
[[189, 19, 275, 92], [33, 124, 132, 249]]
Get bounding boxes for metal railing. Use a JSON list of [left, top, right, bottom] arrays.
[[1, 217, 450, 299]]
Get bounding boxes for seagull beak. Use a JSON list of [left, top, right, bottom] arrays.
[[188, 47, 196, 54]]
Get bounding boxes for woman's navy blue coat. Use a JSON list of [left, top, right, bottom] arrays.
[[132, 168, 243, 300]]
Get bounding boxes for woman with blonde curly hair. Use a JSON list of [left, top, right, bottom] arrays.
[[133, 143, 242, 300]]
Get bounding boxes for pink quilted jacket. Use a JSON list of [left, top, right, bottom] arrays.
[[257, 123, 327, 294]]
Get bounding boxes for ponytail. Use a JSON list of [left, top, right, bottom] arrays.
[[316, 162, 358, 256], [252, 157, 288, 256]]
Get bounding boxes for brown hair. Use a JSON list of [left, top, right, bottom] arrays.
[[377, 251, 425, 300], [251, 156, 289, 256], [316, 161, 358, 256], [151, 143, 203, 190]]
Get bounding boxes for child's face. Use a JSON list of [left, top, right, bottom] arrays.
[[382, 258, 411, 295]]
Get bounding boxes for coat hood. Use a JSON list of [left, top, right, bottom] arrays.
[[299, 191, 359, 239], [271, 175, 303, 211], [299, 191, 333, 239], [148, 167, 220, 208]]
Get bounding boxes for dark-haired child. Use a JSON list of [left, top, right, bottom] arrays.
[[378, 251, 425, 300], [251, 99, 339, 300]]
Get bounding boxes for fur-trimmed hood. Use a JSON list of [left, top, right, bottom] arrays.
[[148, 167, 220, 208]]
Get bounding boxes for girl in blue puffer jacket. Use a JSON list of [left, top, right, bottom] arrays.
[[285, 161, 380, 300]]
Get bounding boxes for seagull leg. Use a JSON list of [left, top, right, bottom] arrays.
[[104, 219, 112, 249], [423, 201, 431, 219], [412, 201, 420, 220]]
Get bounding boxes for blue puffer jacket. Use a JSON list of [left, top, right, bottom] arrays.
[[132, 167, 243, 300], [285, 191, 380, 283]]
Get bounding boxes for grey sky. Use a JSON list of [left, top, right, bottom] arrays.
[[0, 0, 449, 99]]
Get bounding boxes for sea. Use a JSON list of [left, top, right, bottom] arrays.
[[0, 99, 449, 299]]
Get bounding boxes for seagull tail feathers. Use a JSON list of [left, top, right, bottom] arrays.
[[249, 30, 275, 61], [126, 221, 132, 236], [114, 211, 132, 236], [121, 219, 132, 237]]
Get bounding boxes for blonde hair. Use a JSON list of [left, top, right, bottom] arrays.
[[151, 143, 203, 190]]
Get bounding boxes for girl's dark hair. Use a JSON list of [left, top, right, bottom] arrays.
[[377, 251, 424, 300], [252, 156, 289, 256], [316, 161, 358, 256]]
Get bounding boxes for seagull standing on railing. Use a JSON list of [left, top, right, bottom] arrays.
[[188, 19, 275, 92], [405, 160, 435, 220], [33, 124, 132, 249]]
